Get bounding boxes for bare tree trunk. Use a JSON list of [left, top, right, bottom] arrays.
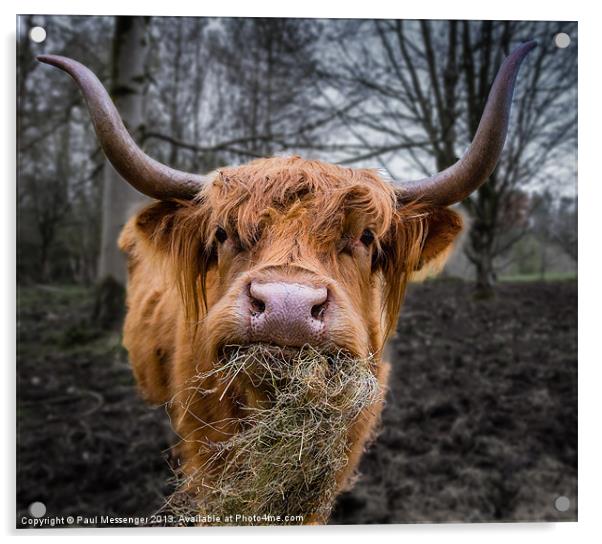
[[474, 250, 496, 297], [191, 19, 207, 172], [467, 206, 496, 297], [97, 16, 150, 284], [95, 16, 150, 328], [33, 111, 72, 284], [168, 20, 183, 167], [539, 243, 547, 281]]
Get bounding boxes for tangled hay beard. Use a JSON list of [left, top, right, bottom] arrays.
[[168, 344, 382, 525]]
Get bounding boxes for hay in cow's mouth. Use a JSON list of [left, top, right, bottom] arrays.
[[169, 343, 382, 525]]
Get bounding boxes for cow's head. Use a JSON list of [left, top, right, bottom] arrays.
[[39, 41, 535, 524], [133, 157, 461, 360]]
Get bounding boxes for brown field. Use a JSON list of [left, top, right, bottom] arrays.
[[16, 280, 577, 526]]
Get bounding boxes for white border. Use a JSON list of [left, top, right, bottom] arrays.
[[3, 1, 597, 543]]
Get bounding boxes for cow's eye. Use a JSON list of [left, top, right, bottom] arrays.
[[215, 227, 228, 243], [360, 229, 375, 247]]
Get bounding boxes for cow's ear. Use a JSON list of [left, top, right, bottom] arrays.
[[133, 199, 189, 252], [120, 199, 210, 274], [412, 206, 463, 278]]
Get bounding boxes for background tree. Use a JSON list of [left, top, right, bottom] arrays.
[[553, 197, 578, 263], [142, 17, 333, 168], [530, 191, 577, 275], [313, 19, 577, 295], [17, 15, 113, 285], [92, 16, 151, 327], [97, 17, 151, 284]]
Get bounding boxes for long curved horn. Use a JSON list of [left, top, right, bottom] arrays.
[[37, 55, 207, 200], [396, 41, 537, 207]]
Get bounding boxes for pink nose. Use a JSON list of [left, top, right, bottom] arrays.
[[246, 281, 329, 347]]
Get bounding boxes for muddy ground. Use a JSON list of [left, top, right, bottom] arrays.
[[16, 280, 577, 526]]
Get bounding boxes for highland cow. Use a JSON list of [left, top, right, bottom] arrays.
[[38, 40, 535, 525]]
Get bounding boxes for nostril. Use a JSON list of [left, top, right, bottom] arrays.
[[250, 296, 266, 316], [248, 282, 267, 316], [311, 301, 327, 321]]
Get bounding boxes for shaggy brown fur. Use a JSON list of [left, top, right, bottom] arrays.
[[118, 155, 462, 524]]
